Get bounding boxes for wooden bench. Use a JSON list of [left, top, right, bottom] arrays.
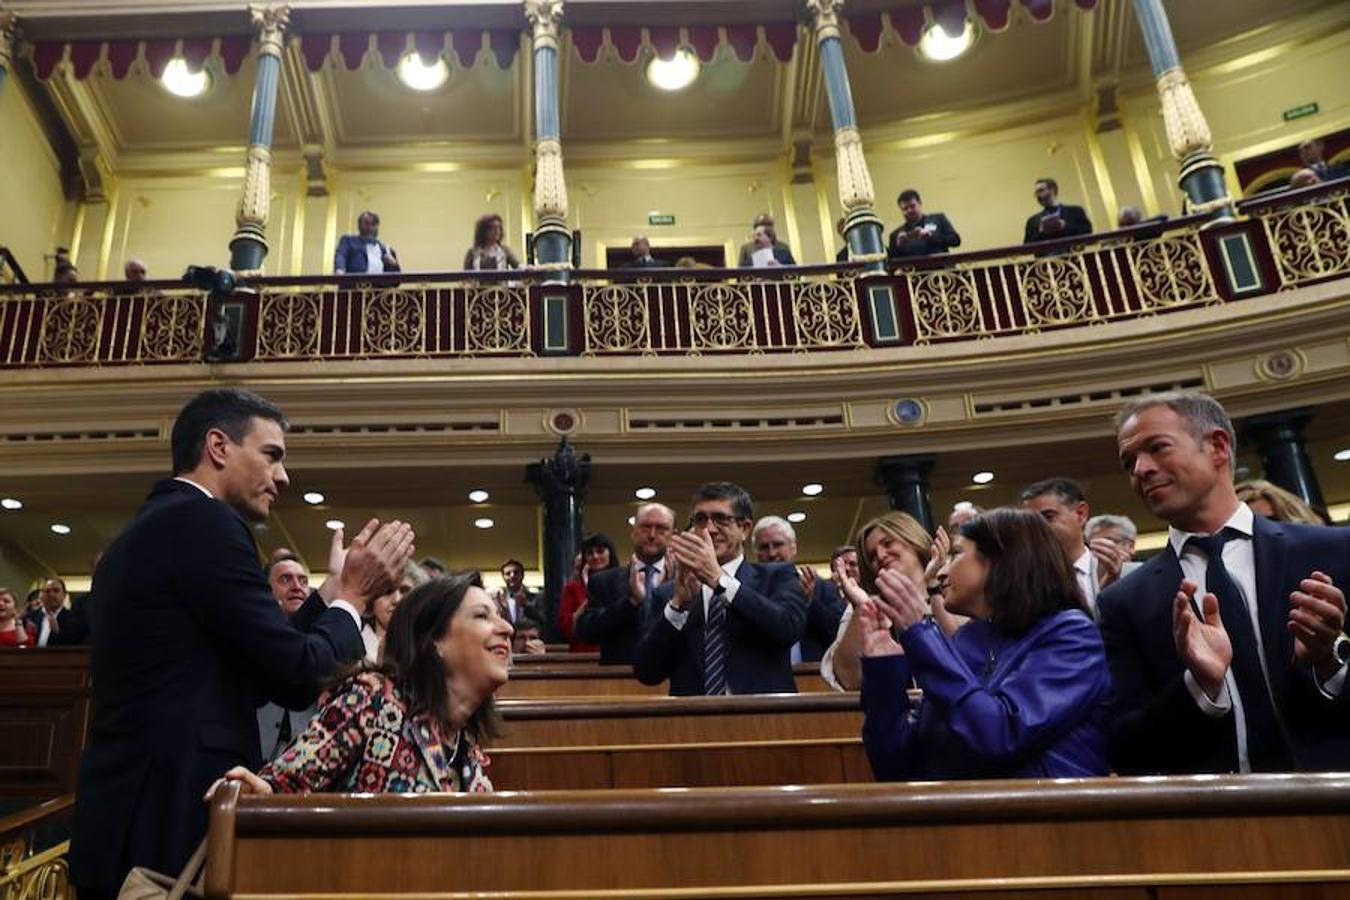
[[204, 774, 1350, 899], [0, 649, 91, 801], [499, 663, 832, 698]]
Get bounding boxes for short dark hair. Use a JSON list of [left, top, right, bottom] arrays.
[[357, 210, 380, 227], [266, 554, 304, 577], [500, 559, 525, 575], [1019, 477, 1086, 507], [514, 615, 542, 635], [170, 388, 289, 475], [419, 556, 447, 575], [691, 482, 754, 522], [960, 508, 1087, 634], [1036, 177, 1059, 194], [898, 189, 922, 205], [830, 545, 857, 563], [380, 571, 501, 742], [42, 576, 67, 591], [579, 533, 620, 570]]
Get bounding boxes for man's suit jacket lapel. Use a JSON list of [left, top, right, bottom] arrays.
[[1250, 516, 1295, 697]]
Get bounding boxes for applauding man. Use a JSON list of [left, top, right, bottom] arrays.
[[634, 483, 806, 696], [1101, 391, 1349, 774], [576, 503, 675, 665]]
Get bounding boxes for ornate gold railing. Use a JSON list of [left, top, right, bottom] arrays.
[[1253, 187, 1350, 288], [0, 795, 73, 900]]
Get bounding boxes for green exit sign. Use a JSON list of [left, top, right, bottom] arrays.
[[648, 213, 676, 226], [1283, 102, 1319, 122]]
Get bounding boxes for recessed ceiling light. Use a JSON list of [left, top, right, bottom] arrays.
[[50, 523, 71, 535], [0, 498, 21, 510], [303, 491, 325, 505], [646, 49, 700, 91], [397, 51, 450, 92], [468, 489, 490, 503], [1335, 448, 1350, 462], [324, 519, 345, 531], [953, 500, 975, 511], [474, 518, 495, 529], [801, 483, 824, 496], [161, 58, 212, 98], [634, 487, 657, 500], [627, 516, 636, 526], [786, 511, 807, 524], [972, 471, 994, 485], [918, 21, 974, 63]]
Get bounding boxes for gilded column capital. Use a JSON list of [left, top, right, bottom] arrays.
[[0, 9, 19, 70], [249, 3, 291, 59], [805, 0, 846, 41], [834, 126, 875, 212], [524, 0, 565, 51], [1155, 66, 1212, 160]]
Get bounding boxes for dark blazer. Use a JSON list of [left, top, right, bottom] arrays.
[[69, 480, 364, 894], [633, 560, 807, 695], [738, 242, 796, 268], [1098, 516, 1350, 775], [575, 564, 645, 665], [21, 605, 87, 646], [1023, 205, 1093, 244], [334, 235, 400, 274], [801, 579, 845, 663], [622, 256, 667, 269], [887, 213, 961, 259]]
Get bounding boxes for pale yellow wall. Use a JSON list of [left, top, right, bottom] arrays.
[[0, 81, 71, 281]]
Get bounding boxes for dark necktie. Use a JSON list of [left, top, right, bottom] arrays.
[[1185, 531, 1291, 770], [638, 566, 656, 627], [704, 587, 728, 696]]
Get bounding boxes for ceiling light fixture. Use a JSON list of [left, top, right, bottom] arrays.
[[918, 21, 974, 63], [627, 516, 637, 526], [468, 489, 490, 504], [1335, 449, 1350, 462], [324, 519, 345, 531], [646, 49, 700, 92], [972, 471, 994, 485], [787, 511, 807, 524], [303, 491, 325, 505], [474, 518, 495, 529], [397, 51, 450, 92], [50, 523, 72, 535], [801, 483, 824, 496], [0, 498, 21, 510], [634, 487, 657, 500], [160, 58, 212, 98]]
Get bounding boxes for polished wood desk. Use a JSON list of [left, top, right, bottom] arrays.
[[512, 651, 600, 665], [496, 693, 862, 748], [205, 774, 1350, 899], [0, 649, 91, 801], [499, 663, 831, 698]]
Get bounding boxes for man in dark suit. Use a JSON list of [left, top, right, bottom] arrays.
[[1023, 177, 1094, 244], [1100, 391, 1349, 775], [1298, 138, 1350, 182], [887, 189, 961, 261], [576, 502, 675, 665], [496, 558, 543, 625], [751, 515, 844, 663], [69, 388, 413, 899], [334, 210, 401, 275], [22, 577, 87, 646], [634, 482, 806, 695], [621, 236, 666, 269]]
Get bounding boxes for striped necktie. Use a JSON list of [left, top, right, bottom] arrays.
[[704, 588, 728, 696]]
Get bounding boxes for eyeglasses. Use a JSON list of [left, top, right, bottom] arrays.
[[689, 512, 740, 529]]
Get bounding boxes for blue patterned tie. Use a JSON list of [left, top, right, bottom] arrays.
[[704, 588, 728, 696]]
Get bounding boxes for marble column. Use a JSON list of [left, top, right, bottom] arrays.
[[524, 0, 572, 274], [805, 0, 885, 271], [526, 437, 591, 640], [1130, 0, 1232, 222], [229, 4, 290, 273], [1244, 409, 1329, 520], [875, 453, 937, 535]]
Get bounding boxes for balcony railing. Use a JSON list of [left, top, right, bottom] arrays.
[[1, 184, 1346, 370]]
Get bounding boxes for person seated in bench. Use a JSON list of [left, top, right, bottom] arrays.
[[209, 572, 511, 795], [861, 508, 1111, 779]]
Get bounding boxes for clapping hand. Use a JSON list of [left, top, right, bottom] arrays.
[[669, 528, 722, 588], [337, 519, 415, 615], [1091, 537, 1131, 589], [628, 557, 648, 607], [874, 569, 929, 633], [832, 554, 868, 611], [1289, 571, 1347, 678], [924, 527, 950, 591], [858, 598, 903, 657], [1173, 579, 1232, 701], [797, 565, 817, 600]]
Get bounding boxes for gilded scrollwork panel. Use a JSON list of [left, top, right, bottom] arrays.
[[687, 283, 754, 351], [583, 285, 650, 354], [360, 288, 426, 357], [907, 270, 981, 340], [1018, 256, 1095, 327], [1263, 196, 1350, 287], [465, 286, 531, 355], [37, 295, 104, 364], [792, 281, 863, 348], [0, 841, 71, 900], [258, 291, 321, 359], [1128, 234, 1217, 310], [139, 293, 205, 361]]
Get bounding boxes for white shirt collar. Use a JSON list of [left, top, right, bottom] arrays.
[[1168, 502, 1253, 557], [721, 554, 744, 578], [636, 556, 666, 574], [173, 476, 214, 499], [1073, 548, 1092, 574]]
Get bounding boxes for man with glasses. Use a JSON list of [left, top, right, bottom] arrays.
[[634, 482, 807, 696]]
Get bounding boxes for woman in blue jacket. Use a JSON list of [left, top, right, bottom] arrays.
[[861, 507, 1111, 779]]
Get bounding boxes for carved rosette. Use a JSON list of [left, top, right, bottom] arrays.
[[235, 144, 272, 237], [534, 137, 570, 222], [249, 3, 291, 60], [1155, 67, 1212, 161], [834, 127, 875, 212], [0, 10, 18, 70], [524, 0, 565, 50], [805, 0, 845, 40]]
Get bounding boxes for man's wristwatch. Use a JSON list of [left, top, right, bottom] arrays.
[[1331, 634, 1350, 668]]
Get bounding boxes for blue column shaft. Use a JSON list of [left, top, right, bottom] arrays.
[[818, 37, 856, 132], [249, 52, 281, 146], [1130, 0, 1181, 75], [534, 45, 559, 140]]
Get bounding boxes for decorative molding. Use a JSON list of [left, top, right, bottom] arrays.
[[249, 2, 290, 60], [534, 136, 569, 221], [1155, 66, 1213, 160], [235, 143, 272, 238], [524, 0, 564, 50], [0, 8, 18, 71], [804, 0, 845, 41], [833, 126, 874, 212]]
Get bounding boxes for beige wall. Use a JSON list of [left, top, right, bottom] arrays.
[[0, 82, 70, 281]]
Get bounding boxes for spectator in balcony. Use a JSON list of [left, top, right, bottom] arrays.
[[1117, 206, 1168, 229], [887, 189, 961, 261], [1085, 514, 1142, 578], [558, 532, 618, 652], [577, 502, 676, 665], [54, 261, 80, 284], [752, 515, 843, 664], [0, 587, 37, 648], [737, 213, 794, 267], [744, 223, 796, 268], [1288, 168, 1322, 190], [1023, 177, 1093, 244], [213, 572, 509, 796], [495, 559, 541, 625], [464, 213, 521, 271], [1021, 478, 1131, 617], [1235, 479, 1327, 527], [622, 236, 666, 268], [511, 615, 547, 656], [123, 259, 148, 283], [1298, 138, 1350, 182], [362, 561, 432, 665], [334, 211, 401, 276], [268, 554, 311, 617], [861, 508, 1110, 780], [22, 577, 87, 646]]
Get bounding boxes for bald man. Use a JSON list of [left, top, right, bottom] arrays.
[[576, 502, 675, 665]]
